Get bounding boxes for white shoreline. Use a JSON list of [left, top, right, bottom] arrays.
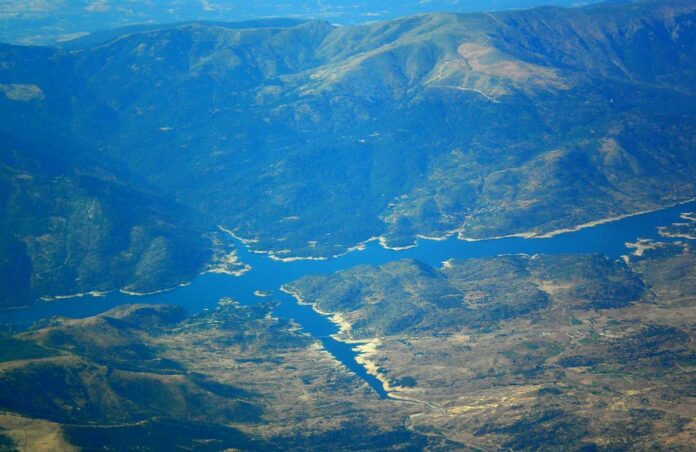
[[280, 286, 354, 338], [37, 282, 191, 303], [203, 267, 250, 277], [657, 210, 696, 239], [532, 198, 696, 238], [281, 286, 406, 397], [33, 198, 696, 306], [40, 290, 109, 302], [658, 229, 696, 240], [221, 198, 696, 261], [624, 238, 658, 257], [119, 281, 191, 297], [217, 225, 259, 245]]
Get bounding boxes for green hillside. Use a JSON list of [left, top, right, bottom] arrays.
[[2, 0, 696, 305]]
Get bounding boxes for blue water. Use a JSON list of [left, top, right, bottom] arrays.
[[2, 201, 695, 398]]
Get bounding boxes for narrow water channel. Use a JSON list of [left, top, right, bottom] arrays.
[[2, 201, 695, 398]]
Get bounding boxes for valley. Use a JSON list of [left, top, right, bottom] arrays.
[[0, 203, 694, 449], [1, 0, 696, 449], [3, 0, 696, 308]]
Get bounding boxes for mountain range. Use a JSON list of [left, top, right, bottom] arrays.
[[0, 0, 605, 45], [2, 0, 696, 307]]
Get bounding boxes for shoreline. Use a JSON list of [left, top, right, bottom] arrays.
[[280, 286, 354, 338], [657, 210, 696, 240], [0, 305, 31, 313], [119, 281, 191, 297], [531, 198, 696, 239], [624, 238, 659, 257], [352, 339, 397, 394], [203, 267, 250, 277], [221, 198, 696, 262], [40, 290, 110, 302], [205, 241, 253, 276], [658, 230, 696, 240], [27, 198, 696, 313], [280, 285, 406, 398]]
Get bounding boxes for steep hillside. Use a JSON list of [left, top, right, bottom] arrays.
[[0, 149, 211, 308], [2, 0, 696, 303], [0, 126, 210, 308]]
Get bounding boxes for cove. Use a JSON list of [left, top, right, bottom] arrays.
[[2, 200, 695, 398]]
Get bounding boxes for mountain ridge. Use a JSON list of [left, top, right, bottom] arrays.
[[2, 0, 696, 305]]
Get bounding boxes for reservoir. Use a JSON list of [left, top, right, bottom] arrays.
[[2, 200, 696, 398]]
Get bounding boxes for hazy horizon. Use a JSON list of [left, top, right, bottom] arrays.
[[1, 0, 602, 45]]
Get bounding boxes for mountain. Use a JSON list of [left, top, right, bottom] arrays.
[[0, 107, 211, 307], [0, 0, 606, 45], [2, 0, 696, 305], [1, 2, 696, 449]]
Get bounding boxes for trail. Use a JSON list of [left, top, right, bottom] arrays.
[[424, 59, 502, 104], [392, 393, 489, 451]]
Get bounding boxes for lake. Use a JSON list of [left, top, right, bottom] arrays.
[[2, 200, 695, 398]]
